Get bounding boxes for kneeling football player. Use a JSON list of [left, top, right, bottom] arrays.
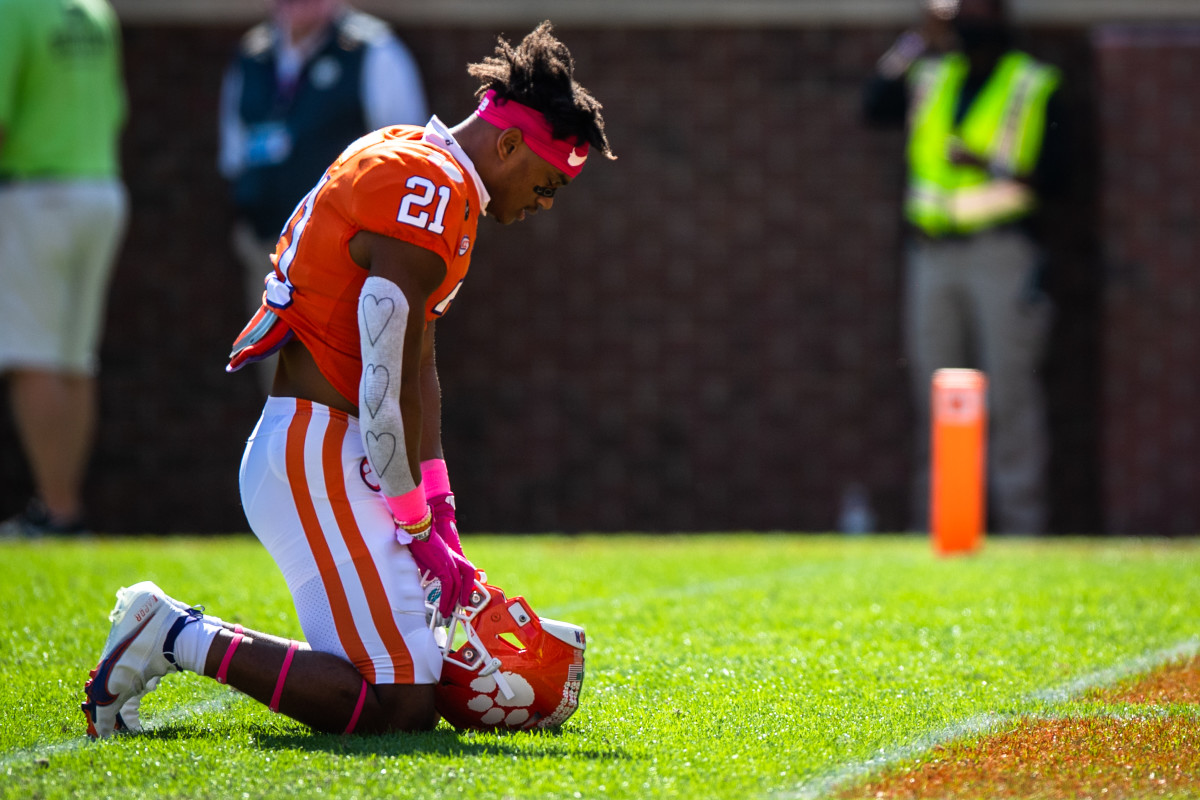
[[82, 20, 612, 738]]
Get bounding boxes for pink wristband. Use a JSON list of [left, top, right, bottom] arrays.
[[385, 485, 427, 524], [421, 459, 452, 497]]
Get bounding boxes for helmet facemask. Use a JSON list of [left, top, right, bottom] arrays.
[[424, 573, 586, 730]]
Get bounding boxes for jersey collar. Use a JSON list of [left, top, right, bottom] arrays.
[[423, 116, 490, 216]]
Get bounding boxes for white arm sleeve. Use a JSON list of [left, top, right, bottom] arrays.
[[361, 35, 430, 130], [358, 276, 418, 498]]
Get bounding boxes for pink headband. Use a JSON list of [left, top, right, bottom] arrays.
[[476, 89, 589, 178]]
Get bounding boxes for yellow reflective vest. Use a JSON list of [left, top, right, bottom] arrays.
[[905, 51, 1060, 237]]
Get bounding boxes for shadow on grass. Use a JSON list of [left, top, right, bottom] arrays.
[[137, 722, 628, 761]]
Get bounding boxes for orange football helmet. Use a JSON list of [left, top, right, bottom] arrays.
[[425, 575, 586, 731]]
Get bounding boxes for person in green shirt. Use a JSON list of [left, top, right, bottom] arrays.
[[0, 0, 129, 536], [864, 0, 1068, 535]]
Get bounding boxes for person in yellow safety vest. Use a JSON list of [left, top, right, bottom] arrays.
[[863, 0, 1068, 535]]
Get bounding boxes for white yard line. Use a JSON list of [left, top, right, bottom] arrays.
[[1031, 638, 1200, 704], [782, 638, 1200, 800], [5, 599, 1195, 792]]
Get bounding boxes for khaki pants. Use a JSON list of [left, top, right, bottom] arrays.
[[905, 226, 1052, 534], [230, 220, 281, 394], [0, 180, 128, 375]]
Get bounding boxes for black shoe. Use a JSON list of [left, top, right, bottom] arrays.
[[0, 499, 89, 538]]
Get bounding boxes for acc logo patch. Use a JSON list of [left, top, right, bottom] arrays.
[[458, 236, 471, 256]]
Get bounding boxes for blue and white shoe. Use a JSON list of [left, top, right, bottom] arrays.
[[112, 676, 160, 734], [82, 581, 201, 739]]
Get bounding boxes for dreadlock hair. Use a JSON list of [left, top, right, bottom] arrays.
[[468, 20, 614, 160]]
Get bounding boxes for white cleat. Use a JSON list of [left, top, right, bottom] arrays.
[[81, 581, 201, 739], [112, 675, 160, 733]]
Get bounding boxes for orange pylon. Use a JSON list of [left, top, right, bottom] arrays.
[[930, 368, 987, 555]]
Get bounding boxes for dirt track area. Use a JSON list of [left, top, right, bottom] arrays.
[[840, 656, 1200, 800]]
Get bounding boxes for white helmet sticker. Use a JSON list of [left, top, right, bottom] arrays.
[[540, 617, 586, 650]]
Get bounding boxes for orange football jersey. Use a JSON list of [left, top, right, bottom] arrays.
[[267, 124, 481, 405]]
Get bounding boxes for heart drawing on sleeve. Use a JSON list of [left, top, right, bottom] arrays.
[[365, 432, 397, 478], [363, 364, 390, 419], [361, 294, 396, 346]]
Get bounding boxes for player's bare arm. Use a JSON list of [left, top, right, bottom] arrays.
[[349, 229, 475, 619], [348, 231, 447, 492], [418, 319, 444, 462]]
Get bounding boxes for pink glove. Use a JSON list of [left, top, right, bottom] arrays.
[[386, 483, 474, 618], [428, 492, 463, 556], [408, 532, 475, 619], [422, 459, 464, 556]]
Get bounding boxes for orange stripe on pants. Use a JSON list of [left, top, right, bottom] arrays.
[[285, 399, 376, 683], [320, 413, 416, 683]]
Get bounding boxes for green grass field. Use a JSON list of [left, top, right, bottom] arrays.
[[3, 534, 1199, 800]]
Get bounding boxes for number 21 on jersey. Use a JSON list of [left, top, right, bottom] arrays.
[[397, 176, 451, 235]]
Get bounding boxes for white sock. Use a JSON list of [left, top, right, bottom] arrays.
[[172, 615, 225, 674]]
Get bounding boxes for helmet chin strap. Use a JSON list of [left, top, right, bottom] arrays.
[[489, 662, 516, 700]]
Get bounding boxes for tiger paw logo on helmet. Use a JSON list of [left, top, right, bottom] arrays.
[[466, 670, 538, 727], [427, 576, 586, 731]]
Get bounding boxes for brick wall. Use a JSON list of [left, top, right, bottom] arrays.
[[0, 23, 1108, 534], [1096, 27, 1200, 535]]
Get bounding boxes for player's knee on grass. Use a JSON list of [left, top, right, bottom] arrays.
[[359, 683, 439, 733]]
